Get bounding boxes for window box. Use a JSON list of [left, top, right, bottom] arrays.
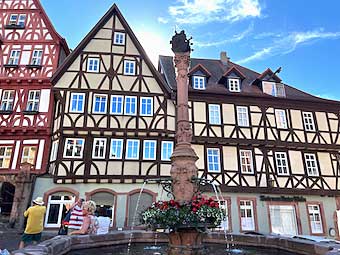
[[22, 110, 39, 115], [3, 64, 19, 68], [4, 24, 25, 29], [0, 110, 13, 115], [26, 64, 42, 69]]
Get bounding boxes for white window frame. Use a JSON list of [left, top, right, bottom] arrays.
[[240, 150, 253, 174], [308, 204, 323, 234], [0, 90, 15, 111], [161, 141, 173, 161], [143, 140, 157, 160], [9, 14, 26, 26], [109, 139, 123, 159], [110, 95, 124, 115], [140, 97, 153, 116], [208, 104, 221, 125], [228, 78, 241, 92], [303, 112, 315, 131], [8, 50, 21, 65], [45, 195, 75, 228], [269, 205, 298, 235], [0, 146, 13, 168], [92, 94, 107, 114], [217, 200, 229, 231], [69, 93, 85, 113], [275, 109, 287, 129], [31, 49, 43, 65], [262, 81, 277, 96], [92, 138, 107, 159], [87, 57, 100, 73], [125, 139, 140, 160], [124, 60, 136, 75], [240, 200, 255, 231], [207, 148, 221, 172], [192, 76, 205, 90], [304, 153, 319, 176], [63, 138, 85, 159], [26, 90, 40, 111], [124, 96, 137, 115], [237, 106, 249, 127], [21, 146, 37, 165], [275, 152, 289, 176], [114, 32, 125, 45]]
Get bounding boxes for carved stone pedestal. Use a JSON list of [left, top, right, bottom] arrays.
[[168, 229, 205, 255]]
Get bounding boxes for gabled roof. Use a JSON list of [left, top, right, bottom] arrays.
[[33, 0, 69, 54], [257, 68, 282, 83], [51, 4, 170, 96], [188, 64, 212, 77], [159, 55, 340, 104], [222, 66, 246, 79]]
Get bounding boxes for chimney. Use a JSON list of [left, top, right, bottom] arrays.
[[220, 51, 229, 65]]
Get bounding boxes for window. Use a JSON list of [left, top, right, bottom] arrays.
[[140, 97, 153, 116], [207, 148, 220, 172], [275, 152, 289, 175], [21, 146, 37, 164], [90, 192, 115, 227], [0, 90, 15, 111], [228, 78, 240, 92], [208, 104, 221, 125], [240, 200, 255, 231], [262, 81, 277, 96], [303, 112, 315, 131], [275, 109, 287, 129], [304, 153, 319, 176], [192, 76, 205, 90], [110, 95, 123, 114], [124, 96, 137, 115], [218, 200, 229, 231], [31, 50, 43, 65], [87, 58, 99, 72], [8, 50, 20, 65], [161, 141, 173, 161], [0, 146, 12, 168], [26, 90, 40, 111], [308, 204, 323, 234], [237, 106, 249, 127], [114, 32, 125, 45], [240, 150, 253, 174], [124, 60, 135, 75], [45, 194, 75, 228], [126, 139, 140, 159], [143, 140, 157, 160], [64, 138, 85, 158], [92, 138, 106, 159], [110, 139, 123, 159], [8, 14, 26, 27], [93, 94, 107, 114], [269, 205, 298, 235], [70, 93, 85, 113]]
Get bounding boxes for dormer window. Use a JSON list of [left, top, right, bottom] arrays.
[[262, 81, 286, 97], [228, 78, 240, 92], [193, 76, 205, 90]]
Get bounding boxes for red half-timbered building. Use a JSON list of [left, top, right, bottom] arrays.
[[0, 0, 69, 217]]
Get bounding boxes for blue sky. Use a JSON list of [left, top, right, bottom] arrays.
[[41, 0, 340, 100]]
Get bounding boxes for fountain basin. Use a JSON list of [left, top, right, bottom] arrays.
[[11, 231, 340, 255]]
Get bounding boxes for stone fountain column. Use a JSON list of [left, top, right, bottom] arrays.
[[169, 31, 203, 255]]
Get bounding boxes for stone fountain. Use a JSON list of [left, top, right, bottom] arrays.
[[168, 30, 202, 255]]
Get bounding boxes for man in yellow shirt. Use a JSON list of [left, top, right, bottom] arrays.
[[19, 197, 46, 249]]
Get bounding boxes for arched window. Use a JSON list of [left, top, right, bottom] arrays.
[[44, 191, 76, 228], [127, 191, 154, 227], [90, 192, 115, 227]]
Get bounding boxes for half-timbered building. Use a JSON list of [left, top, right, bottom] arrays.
[[0, 0, 69, 218], [159, 52, 340, 238], [32, 4, 176, 229]]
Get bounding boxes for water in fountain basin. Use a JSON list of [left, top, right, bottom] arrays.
[[126, 181, 146, 255]]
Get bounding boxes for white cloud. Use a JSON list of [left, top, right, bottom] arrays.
[[135, 29, 173, 66], [168, 0, 262, 24], [157, 17, 169, 24], [195, 23, 253, 47], [238, 29, 340, 64]]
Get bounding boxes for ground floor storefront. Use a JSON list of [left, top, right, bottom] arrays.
[[33, 176, 339, 238]]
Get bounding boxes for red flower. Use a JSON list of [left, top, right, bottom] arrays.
[[170, 200, 176, 206], [192, 207, 198, 213]]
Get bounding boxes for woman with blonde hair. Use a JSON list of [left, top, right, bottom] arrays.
[[70, 200, 98, 235]]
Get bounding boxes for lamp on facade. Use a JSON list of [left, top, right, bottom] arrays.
[[268, 177, 275, 188]]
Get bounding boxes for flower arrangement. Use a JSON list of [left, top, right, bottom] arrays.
[[140, 194, 226, 231]]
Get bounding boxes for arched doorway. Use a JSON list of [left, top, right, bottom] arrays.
[[0, 182, 15, 215]]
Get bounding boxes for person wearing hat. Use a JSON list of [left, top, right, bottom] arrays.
[[19, 197, 46, 249]]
